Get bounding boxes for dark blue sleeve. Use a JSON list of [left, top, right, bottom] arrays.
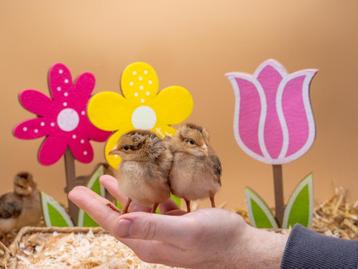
[[281, 225, 358, 269]]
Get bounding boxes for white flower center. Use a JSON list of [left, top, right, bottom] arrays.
[[57, 108, 80, 132], [131, 106, 157, 129]]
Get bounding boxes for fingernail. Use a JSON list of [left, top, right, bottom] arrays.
[[116, 219, 132, 237]]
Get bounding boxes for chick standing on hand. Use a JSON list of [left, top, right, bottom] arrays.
[[168, 123, 222, 212], [0, 172, 41, 235], [109, 130, 172, 214]]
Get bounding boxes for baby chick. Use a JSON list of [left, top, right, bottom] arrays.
[[168, 123, 222, 212], [0, 172, 41, 235], [109, 130, 172, 214]]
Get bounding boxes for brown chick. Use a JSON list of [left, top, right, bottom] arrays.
[[109, 130, 172, 214], [0, 172, 41, 235], [168, 123, 222, 212]]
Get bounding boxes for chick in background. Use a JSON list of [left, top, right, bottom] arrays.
[[109, 130, 172, 214], [0, 172, 41, 235], [168, 123, 222, 212]]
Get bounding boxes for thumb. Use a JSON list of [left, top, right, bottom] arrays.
[[114, 212, 197, 247]]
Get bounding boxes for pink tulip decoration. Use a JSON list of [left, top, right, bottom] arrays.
[[13, 63, 111, 221], [226, 59, 317, 225]]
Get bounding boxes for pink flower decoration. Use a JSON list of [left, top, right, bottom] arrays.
[[226, 59, 318, 164], [13, 63, 111, 165]]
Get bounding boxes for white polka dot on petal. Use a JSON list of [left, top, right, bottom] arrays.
[[57, 86, 62, 92], [72, 134, 77, 139], [83, 151, 88, 156], [148, 80, 153, 85], [132, 71, 137, 76], [64, 92, 68, 97], [129, 81, 134, 86], [40, 122, 45, 127], [80, 139, 85, 144], [138, 76, 143, 81], [146, 91, 150, 96], [140, 98, 145, 103], [51, 122, 55, 127], [64, 79, 69, 84], [139, 85, 144, 90], [81, 111, 86, 116], [34, 129, 39, 134], [134, 92, 139, 97], [59, 69, 64, 74], [144, 70, 148, 75], [63, 102, 68, 107], [23, 127, 28, 132]]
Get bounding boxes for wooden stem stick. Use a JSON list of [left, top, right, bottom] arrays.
[[272, 164, 284, 227], [64, 149, 78, 224]]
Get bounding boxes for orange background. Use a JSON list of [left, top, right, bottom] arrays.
[[1, 0, 357, 209]]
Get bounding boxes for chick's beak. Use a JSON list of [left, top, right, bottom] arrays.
[[109, 148, 121, 156]]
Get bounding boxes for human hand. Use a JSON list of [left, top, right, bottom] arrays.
[[69, 175, 287, 269]]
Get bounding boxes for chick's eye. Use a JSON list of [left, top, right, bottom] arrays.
[[123, 145, 130, 151], [185, 139, 195, 145]]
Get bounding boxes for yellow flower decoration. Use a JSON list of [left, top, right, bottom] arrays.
[[88, 62, 194, 169]]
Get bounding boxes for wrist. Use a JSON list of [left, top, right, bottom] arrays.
[[235, 225, 288, 269]]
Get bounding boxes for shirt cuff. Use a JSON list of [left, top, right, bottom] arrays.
[[281, 224, 358, 269]]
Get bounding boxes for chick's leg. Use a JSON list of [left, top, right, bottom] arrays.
[[151, 203, 159, 213], [210, 195, 216, 208], [122, 198, 132, 214], [184, 198, 191, 212]]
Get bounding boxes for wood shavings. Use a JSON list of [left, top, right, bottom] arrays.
[[9, 228, 181, 269], [312, 187, 358, 240], [0, 241, 9, 268]]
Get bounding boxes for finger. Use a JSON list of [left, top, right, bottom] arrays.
[[115, 211, 196, 247], [100, 175, 127, 204], [100, 175, 151, 212], [68, 186, 122, 232]]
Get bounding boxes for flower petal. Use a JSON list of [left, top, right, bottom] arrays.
[[13, 118, 51, 139], [18, 90, 53, 116], [151, 86, 193, 125], [256, 61, 285, 159], [48, 63, 73, 100], [153, 125, 176, 138], [227, 74, 265, 159], [73, 72, 95, 100], [68, 137, 94, 163], [38, 135, 68, 165], [256, 59, 285, 90], [105, 124, 133, 169], [121, 62, 159, 101], [88, 91, 132, 131], [280, 70, 317, 160], [80, 116, 112, 142]]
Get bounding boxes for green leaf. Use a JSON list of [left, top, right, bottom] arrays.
[[282, 174, 313, 229], [157, 194, 182, 214], [115, 200, 123, 210], [77, 164, 106, 227], [41, 192, 73, 227], [170, 193, 182, 207], [245, 187, 278, 229]]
